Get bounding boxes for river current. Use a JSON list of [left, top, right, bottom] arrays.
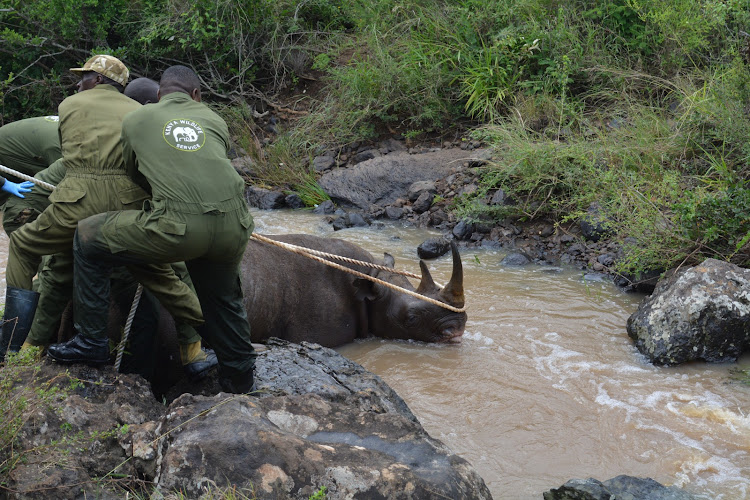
[[1, 208, 748, 499]]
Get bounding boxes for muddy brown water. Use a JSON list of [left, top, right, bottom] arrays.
[[2, 209, 748, 499]]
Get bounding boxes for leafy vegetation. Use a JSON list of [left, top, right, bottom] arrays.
[[1, 0, 749, 273]]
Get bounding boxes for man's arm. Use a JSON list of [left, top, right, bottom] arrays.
[[121, 128, 152, 195]]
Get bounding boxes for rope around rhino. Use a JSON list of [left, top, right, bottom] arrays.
[[0, 163, 141, 372], [250, 234, 466, 313]]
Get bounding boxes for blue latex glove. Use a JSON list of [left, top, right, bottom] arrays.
[[1, 180, 34, 198]]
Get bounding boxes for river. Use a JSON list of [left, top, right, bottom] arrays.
[[2, 208, 749, 499]]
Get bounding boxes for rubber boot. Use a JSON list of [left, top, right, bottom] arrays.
[[180, 341, 219, 381], [0, 287, 40, 361], [47, 334, 109, 365], [219, 366, 256, 394]]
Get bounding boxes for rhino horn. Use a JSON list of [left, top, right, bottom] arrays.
[[382, 253, 395, 268], [439, 241, 464, 308], [416, 260, 440, 295]]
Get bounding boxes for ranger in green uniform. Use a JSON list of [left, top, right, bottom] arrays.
[[53, 65, 256, 393], [0, 56, 204, 362], [0, 115, 60, 204]]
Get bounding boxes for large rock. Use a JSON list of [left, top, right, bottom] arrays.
[[544, 475, 699, 500], [626, 259, 750, 365], [245, 186, 286, 209], [3, 339, 492, 500], [318, 149, 488, 210]]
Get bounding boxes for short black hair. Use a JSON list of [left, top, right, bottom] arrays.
[[159, 65, 201, 96], [124, 77, 159, 105], [97, 73, 125, 93]]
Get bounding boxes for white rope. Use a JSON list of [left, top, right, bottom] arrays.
[[0, 164, 56, 191], [251, 233, 431, 281], [0, 163, 144, 371], [250, 234, 466, 313]]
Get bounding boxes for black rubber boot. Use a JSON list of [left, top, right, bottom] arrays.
[[219, 367, 256, 394], [184, 349, 219, 381], [47, 334, 110, 365], [0, 287, 40, 361]]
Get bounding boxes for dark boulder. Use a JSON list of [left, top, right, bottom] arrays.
[[332, 212, 369, 231], [412, 191, 434, 214], [417, 237, 451, 259], [613, 268, 663, 293], [627, 258, 750, 365], [384, 206, 404, 219], [452, 219, 474, 240], [312, 199, 336, 214], [500, 252, 531, 266], [245, 186, 286, 210], [312, 154, 336, 172], [351, 148, 380, 164], [408, 180, 437, 202], [544, 475, 699, 500], [580, 203, 612, 242], [285, 193, 306, 209]]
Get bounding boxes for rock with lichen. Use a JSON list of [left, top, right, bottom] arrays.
[[626, 258, 750, 365]]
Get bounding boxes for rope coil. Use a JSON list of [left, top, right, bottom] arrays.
[[250, 234, 466, 313]]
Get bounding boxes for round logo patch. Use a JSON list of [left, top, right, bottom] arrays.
[[44, 116, 59, 122], [163, 119, 205, 152]]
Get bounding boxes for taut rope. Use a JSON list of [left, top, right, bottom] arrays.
[[250, 234, 466, 313], [0, 164, 56, 191], [0, 163, 142, 371]]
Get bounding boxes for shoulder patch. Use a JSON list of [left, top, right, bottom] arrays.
[[163, 119, 206, 152], [44, 116, 59, 122]]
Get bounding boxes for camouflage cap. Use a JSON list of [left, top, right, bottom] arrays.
[[70, 55, 129, 86]]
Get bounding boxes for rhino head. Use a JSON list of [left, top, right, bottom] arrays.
[[354, 241, 467, 343]]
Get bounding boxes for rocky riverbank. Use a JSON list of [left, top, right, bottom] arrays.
[[2, 340, 492, 499], [236, 136, 659, 294]]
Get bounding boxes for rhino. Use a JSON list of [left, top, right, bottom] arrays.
[[242, 234, 467, 347], [53, 233, 466, 390]]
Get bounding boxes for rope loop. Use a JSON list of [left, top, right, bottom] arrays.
[[250, 234, 466, 313]]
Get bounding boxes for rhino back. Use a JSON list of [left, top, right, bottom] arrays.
[[241, 234, 376, 347]]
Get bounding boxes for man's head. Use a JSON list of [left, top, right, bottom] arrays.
[[158, 65, 201, 102], [124, 78, 159, 105], [70, 55, 129, 93]]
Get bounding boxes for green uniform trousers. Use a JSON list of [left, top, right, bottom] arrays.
[[7, 173, 203, 330], [3, 183, 63, 344], [3, 176, 200, 347], [73, 198, 255, 379]]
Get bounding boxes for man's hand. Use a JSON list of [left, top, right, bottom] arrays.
[[1, 180, 34, 198]]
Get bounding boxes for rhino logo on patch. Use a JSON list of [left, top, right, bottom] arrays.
[[163, 119, 205, 152]]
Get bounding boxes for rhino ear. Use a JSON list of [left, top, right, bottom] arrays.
[[382, 253, 395, 268], [353, 278, 377, 301], [416, 260, 440, 295], [439, 240, 465, 308]]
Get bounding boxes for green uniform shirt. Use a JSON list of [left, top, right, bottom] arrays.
[[120, 92, 245, 203], [36, 157, 66, 187], [58, 85, 140, 175], [0, 116, 61, 186]]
